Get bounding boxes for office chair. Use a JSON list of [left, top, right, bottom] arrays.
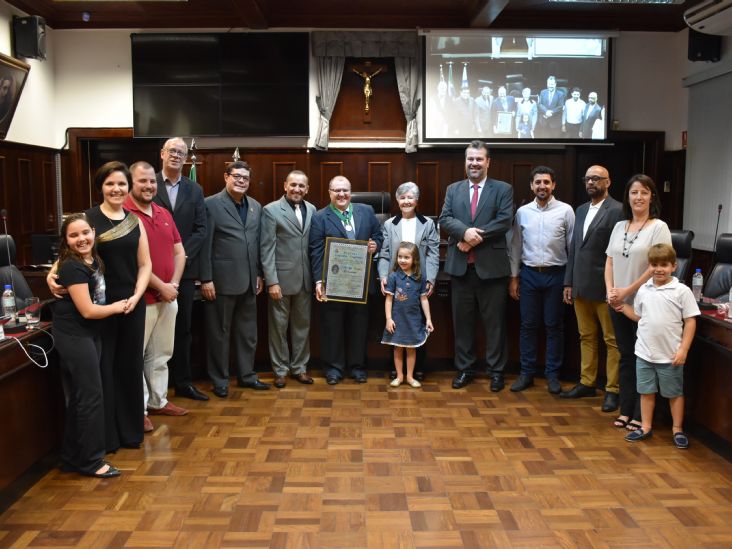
[[350, 191, 392, 225], [670, 229, 694, 284], [0, 235, 34, 309], [704, 233, 732, 300]]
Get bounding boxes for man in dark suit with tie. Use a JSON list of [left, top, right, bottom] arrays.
[[490, 86, 516, 135], [261, 170, 317, 389], [579, 92, 603, 139], [309, 175, 383, 385], [562, 165, 623, 412], [537, 76, 566, 138], [153, 137, 209, 401], [439, 140, 514, 391], [199, 161, 269, 397]]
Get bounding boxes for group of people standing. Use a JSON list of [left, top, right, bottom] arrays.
[[432, 76, 603, 140], [51, 137, 698, 478]]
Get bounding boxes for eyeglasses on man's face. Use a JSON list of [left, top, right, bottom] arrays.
[[582, 176, 608, 184], [329, 188, 351, 195], [228, 174, 250, 181], [165, 148, 187, 158]]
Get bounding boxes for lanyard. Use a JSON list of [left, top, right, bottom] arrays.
[[329, 203, 352, 224]]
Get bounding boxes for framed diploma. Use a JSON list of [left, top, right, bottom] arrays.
[[495, 111, 513, 135], [322, 237, 371, 304]]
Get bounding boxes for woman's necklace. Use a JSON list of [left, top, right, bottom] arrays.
[[622, 218, 649, 258], [99, 203, 124, 229]]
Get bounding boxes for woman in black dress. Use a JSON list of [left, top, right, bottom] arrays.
[[50, 162, 151, 452]]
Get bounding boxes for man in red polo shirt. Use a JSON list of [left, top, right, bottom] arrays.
[[125, 161, 188, 432]]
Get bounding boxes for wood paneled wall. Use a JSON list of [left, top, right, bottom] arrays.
[[0, 141, 59, 265]]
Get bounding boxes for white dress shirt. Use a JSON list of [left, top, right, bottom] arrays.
[[509, 196, 575, 277]]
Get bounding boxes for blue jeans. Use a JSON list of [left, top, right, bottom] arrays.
[[518, 265, 566, 380]]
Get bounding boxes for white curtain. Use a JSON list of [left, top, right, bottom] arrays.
[[395, 56, 421, 153], [314, 56, 345, 150]]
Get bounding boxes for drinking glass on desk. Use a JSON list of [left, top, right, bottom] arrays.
[[25, 297, 40, 329]]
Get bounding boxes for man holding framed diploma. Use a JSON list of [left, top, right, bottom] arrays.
[[309, 176, 383, 385]]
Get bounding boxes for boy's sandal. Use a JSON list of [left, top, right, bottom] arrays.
[[613, 417, 628, 429], [626, 420, 642, 432], [625, 428, 653, 442], [673, 431, 690, 449]]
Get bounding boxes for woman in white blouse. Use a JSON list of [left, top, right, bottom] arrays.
[[605, 174, 671, 432]]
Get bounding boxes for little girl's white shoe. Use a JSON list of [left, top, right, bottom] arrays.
[[390, 378, 402, 387], [407, 379, 421, 388]]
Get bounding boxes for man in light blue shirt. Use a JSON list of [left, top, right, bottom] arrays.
[[508, 166, 575, 394]]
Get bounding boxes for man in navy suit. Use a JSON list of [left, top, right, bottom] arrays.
[[537, 76, 566, 138], [154, 137, 209, 401], [309, 175, 383, 385], [561, 165, 623, 412], [439, 140, 514, 391]]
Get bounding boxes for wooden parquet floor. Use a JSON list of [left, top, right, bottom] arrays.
[[2, 372, 732, 549]]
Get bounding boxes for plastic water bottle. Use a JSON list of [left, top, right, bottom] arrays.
[[1, 284, 15, 320], [691, 269, 703, 302]]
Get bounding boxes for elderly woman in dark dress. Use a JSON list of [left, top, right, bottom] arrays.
[[50, 162, 151, 452]]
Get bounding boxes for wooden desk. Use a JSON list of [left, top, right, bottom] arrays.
[[687, 311, 732, 454], [0, 323, 62, 494]]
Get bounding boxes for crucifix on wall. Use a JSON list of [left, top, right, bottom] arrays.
[[351, 61, 387, 120]]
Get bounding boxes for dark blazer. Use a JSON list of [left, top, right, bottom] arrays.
[[153, 172, 207, 280], [309, 202, 383, 287], [580, 103, 603, 138], [491, 95, 516, 117], [564, 196, 623, 302], [199, 189, 261, 296], [538, 88, 566, 129], [439, 177, 514, 279]]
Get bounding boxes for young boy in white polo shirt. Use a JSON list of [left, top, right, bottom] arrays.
[[618, 243, 700, 448]]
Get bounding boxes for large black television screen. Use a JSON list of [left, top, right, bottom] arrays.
[[423, 31, 611, 143], [131, 33, 310, 138]]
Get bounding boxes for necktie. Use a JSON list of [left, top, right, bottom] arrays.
[[468, 184, 479, 264], [470, 183, 480, 220], [294, 203, 303, 229]]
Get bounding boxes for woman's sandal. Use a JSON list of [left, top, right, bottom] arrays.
[[613, 417, 629, 428], [626, 420, 642, 432]]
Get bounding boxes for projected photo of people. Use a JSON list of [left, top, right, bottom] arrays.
[[423, 32, 610, 142]]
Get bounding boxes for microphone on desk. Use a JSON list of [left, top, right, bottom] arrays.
[[713, 204, 723, 262]]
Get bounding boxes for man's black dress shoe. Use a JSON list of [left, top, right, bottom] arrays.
[[559, 383, 596, 399], [490, 374, 505, 392], [351, 373, 368, 383], [601, 391, 619, 412], [177, 384, 210, 401], [510, 374, 534, 392], [452, 372, 473, 389], [547, 379, 562, 395], [213, 386, 229, 398], [274, 376, 287, 388], [237, 379, 271, 390]]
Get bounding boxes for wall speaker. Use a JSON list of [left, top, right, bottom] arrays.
[[12, 16, 47, 60], [688, 28, 721, 63]]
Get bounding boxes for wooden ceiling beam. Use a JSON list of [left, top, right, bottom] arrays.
[[227, 0, 269, 29], [469, 0, 511, 27]]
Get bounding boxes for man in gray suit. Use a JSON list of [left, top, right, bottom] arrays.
[[562, 165, 623, 412], [439, 140, 514, 391], [261, 170, 316, 389], [199, 161, 269, 397]]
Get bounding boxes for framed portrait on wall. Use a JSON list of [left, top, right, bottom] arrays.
[[0, 52, 30, 140]]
